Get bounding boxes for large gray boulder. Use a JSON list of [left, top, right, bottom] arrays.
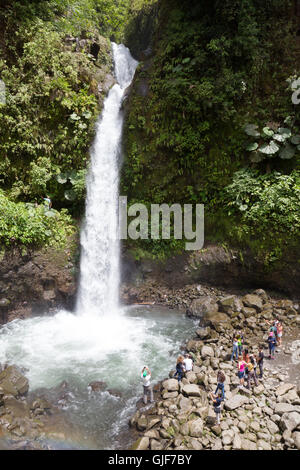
[[242, 294, 263, 312], [0, 366, 29, 397], [274, 403, 296, 415], [280, 412, 300, 432], [182, 384, 202, 397], [275, 383, 296, 397], [219, 295, 243, 314], [201, 345, 214, 358], [188, 297, 219, 318], [292, 431, 300, 450], [189, 418, 203, 437], [162, 379, 179, 392], [225, 394, 249, 411]]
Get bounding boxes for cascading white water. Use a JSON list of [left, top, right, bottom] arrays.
[[76, 43, 138, 316]]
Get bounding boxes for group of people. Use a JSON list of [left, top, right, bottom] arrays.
[[140, 319, 284, 426], [140, 354, 194, 405], [210, 318, 284, 424]]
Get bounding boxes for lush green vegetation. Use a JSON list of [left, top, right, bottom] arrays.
[[0, 0, 136, 247], [0, 189, 74, 247], [122, 0, 300, 262]]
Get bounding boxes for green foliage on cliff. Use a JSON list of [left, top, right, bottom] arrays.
[[0, 190, 74, 247], [225, 169, 300, 237], [0, 0, 142, 247], [122, 0, 300, 260]]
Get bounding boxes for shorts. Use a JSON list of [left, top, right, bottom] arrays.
[[238, 371, 244, 379], [278, 333, 282, 338], [214, 407, 221, 414]]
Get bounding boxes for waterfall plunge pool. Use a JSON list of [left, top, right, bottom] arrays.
[[0, 305, 197, 449]]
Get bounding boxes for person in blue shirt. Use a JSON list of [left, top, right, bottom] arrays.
[[267, 332, 277, 360], [215, 370, 226, 400]]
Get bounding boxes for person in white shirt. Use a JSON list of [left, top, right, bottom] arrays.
[[141, 365, 154, 404], [183, 354, 193, 372]]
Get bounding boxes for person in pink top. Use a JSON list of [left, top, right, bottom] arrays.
[[237, 356, 246, 387]]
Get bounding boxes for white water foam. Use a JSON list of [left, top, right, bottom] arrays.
[[76, 43, 138, 317]]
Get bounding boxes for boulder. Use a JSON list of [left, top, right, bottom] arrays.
[[131, 436, 149, 450], [189, 418, 203, 437], [274, 403, 296, 415], [196, 327, 211, 340], [275, 383, 296, 397], [162, 379, 179, 392], [242, 294, 263, 312], [232, 433, 242, 449], [182, 384, 202, 398], [0, 366, 29, 397], [292, 431, 300, 450], [219, 296, 243, 314], [188, 297, 219, 318], [225, 394, 249, 411], [185, 371, 197, 384], [179, 396, 193, 412], [201, 345, 214, 358], [280, 412, 300, 432]]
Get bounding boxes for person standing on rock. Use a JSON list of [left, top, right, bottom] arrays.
[[141, 366, 154, 404], [210, 390, 223, 425], [257, 346, 264, 378], [267, 331, 277, 360], [183, 354, 193, 373], [277, 322, 283, 347], [231, 337, 239, 362], [215, 370, 226, 400], [173, 355, 185, 382], [237, 356, 246, 387], [237, 334, 243, 356], [246, 358, 258, 389], [250, 354, 258, 380]]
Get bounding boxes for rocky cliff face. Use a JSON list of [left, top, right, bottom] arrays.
[[0, 244, 77, 323], [121, 243, 300, 300]]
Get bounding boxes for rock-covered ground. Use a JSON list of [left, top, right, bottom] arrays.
[[129, 289, 300, 451]]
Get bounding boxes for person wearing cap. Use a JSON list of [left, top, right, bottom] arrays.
[[141, 366, 154, 404]]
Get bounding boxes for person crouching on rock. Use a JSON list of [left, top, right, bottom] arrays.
[[210, 390, 223, 425], [215, 370, 226, 401], [141, 366, 154, 404], [173, 355, 185, 382]]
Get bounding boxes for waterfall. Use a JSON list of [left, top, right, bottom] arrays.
[[76, 44, 138, 316]]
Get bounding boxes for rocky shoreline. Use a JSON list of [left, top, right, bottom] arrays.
[[0, 285, 299, 450], [128, 289, 300, 451]]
